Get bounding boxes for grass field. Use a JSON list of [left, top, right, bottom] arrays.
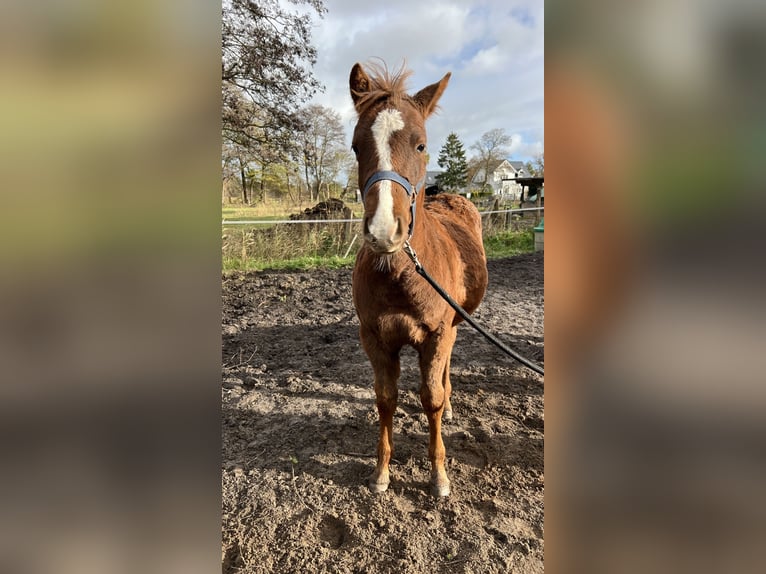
[[222, 201, 539, 272]]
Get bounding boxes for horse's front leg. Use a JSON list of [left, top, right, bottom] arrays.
[[361, 330, 400, 493], [443, 350, 453, 422], [419, 323, 457, 497]]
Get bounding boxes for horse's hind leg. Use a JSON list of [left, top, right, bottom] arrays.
[[361, 331, 400, 493], [419, 324, 458, 496]]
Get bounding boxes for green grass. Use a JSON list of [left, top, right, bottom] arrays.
[[222, 228, 535, 273], [483, 229, 535, 259], [221, 200, 538, 273], [223, 254, 355, 273], [222, 200, 538, 273]]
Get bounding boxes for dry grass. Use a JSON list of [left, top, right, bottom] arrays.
[[222, 199, 364, 221], [222, 222, 360, 271]]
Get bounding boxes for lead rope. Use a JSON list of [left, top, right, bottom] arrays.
[[403, 241, 545, 377]]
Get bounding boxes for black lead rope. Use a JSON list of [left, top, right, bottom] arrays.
[[404, 241, 545, 377]]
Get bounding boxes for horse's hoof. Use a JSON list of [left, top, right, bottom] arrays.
[[368, 469, 390, 493], [431, 481, 450, 498], [443, 409, 453, 422], [430, 467, 451, 496], [368, 480, 389, 493]]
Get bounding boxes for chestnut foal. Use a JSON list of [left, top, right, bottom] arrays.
[[349, 62, 488, 496]]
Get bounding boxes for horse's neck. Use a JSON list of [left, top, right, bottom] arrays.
[[407, 202, 438, 261]]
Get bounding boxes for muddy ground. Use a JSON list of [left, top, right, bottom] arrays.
[[222, 252, 544, 573]]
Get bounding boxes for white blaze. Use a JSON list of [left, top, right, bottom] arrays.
[[368, 108, 404, 241]]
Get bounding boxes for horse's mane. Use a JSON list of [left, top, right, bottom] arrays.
[[353, 60, 414, 113]]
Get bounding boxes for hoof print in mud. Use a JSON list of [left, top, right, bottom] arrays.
[[319, 515, 348, 549]]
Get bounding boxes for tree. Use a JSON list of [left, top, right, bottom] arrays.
[[222, 0, 326, 155], [435, 132, 468, 192], [297, 105, 350, 202], [221, 88, 296, 204], [524, 153, 545, 177], [470, 128, 513, 190], [222, 134, 256, 204], [340, 153, 359, 200]]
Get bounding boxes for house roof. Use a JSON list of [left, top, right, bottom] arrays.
[[429, 162, 532, 188], [425, 170, 442, 186]]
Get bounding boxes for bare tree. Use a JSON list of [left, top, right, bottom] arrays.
[[470, 128, 513, 190], [297, 105, 349, 202], [524, 153, 545, 176], [222, 135, 256, 204], [222, 86, 304, 204], [340, 152, 359, 200]]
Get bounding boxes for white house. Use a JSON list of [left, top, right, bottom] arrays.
[[470, 159, 527, 199]]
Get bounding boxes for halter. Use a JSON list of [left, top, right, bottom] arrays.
[[361, 170, 425, 239]]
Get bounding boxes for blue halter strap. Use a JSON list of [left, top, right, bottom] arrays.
[[362, 170, 425, 239]]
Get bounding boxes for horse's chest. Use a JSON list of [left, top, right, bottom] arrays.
[[356, 287, 442, 346], [353, 257, 452, 344], [369, 311, 430, 347]]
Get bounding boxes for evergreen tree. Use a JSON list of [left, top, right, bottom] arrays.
[[435, 132, 468, 191]]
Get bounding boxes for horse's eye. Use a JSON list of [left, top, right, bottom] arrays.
[[351, 144, 359, 155], [416, 144, 426, 153]]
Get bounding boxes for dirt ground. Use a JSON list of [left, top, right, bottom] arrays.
[[221, 252, 544, 573]]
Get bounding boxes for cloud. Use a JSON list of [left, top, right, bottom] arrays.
[[509, 133, 544, 158], [470, 45, 505, 75], [300, 0, 543, 166]]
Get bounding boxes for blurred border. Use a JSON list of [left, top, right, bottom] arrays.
[[0, 2, 222, 573], [546, 1, 766, 573]]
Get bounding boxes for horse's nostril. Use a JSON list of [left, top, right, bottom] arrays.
[[363, 220, 378, 244]]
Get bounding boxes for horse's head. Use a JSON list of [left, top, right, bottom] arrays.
[[349, 62, 450, 254]]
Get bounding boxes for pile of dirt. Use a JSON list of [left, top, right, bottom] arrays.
[[222, 252, 544, 573], [290, 198, 351, 221]]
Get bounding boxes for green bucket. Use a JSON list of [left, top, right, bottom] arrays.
[[533, 218, 544, 251]]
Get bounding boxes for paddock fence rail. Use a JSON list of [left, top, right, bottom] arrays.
[[222, 206, 543, 269]]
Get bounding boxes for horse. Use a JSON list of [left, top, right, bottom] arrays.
[[349, 62, 488, 497]]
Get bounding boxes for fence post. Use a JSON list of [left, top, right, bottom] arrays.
[[343, 207, 352, 243]]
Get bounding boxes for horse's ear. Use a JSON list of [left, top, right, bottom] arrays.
[[350, 63, 371, 110], [413, 72, 451, 118]]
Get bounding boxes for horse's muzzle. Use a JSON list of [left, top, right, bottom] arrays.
[[363, 214, 407, 253]]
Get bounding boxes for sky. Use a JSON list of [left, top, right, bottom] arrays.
[[299, 0, 544, 171]]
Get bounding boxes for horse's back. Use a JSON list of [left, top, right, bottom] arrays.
[[424, 194, 488, 316], [424, 194, 483, 238]]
